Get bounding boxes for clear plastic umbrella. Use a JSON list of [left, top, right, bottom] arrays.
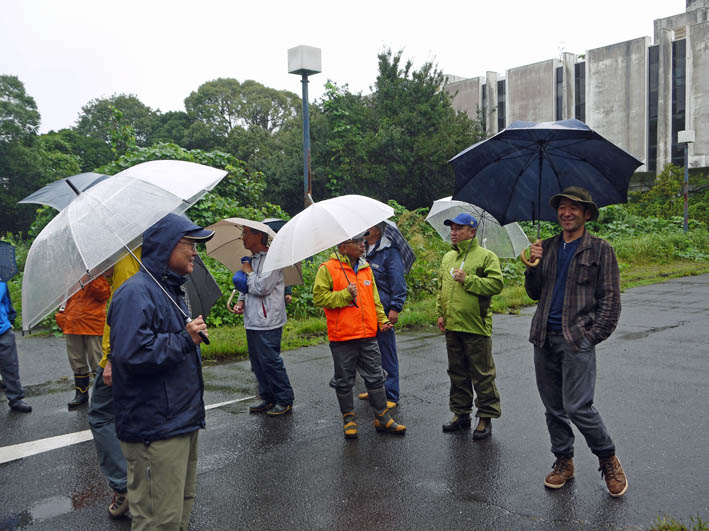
[[21, 160, 226, 331], [426, 197, 531, 259], [262, 195, 394, 273]]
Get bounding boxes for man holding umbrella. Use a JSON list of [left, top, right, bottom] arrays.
[[525, 186, 627, 497], [437, 213, 503, 439], [108, 213, 213, 530], [313, 233, 406, 438]]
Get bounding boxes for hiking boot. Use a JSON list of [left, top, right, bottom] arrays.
[[544, 456, 575, 489], [108, 491, 129, 519], [249, 400, 274, 413], [343, 412, 358, 439], [358, 391, 396, 409], [9, 399, 32, 413], [442, 413, 471, 432], [472, 417, 492, 440], [598, 455, 628, 497], [67, 375, 90, 410], [358, 392, 369, 400], [266, 404, 292, 416], [374, 408, 406, 435]]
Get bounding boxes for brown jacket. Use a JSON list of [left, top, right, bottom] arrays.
[[524, 229, 621, 351]]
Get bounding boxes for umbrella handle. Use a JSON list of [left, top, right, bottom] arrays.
[[226, 289, 238, 313], [520, 241, 541, 268]]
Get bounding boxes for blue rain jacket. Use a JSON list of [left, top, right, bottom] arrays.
[[0, 281, 17, 335], [365, 235, 407, 313], [108, 215, 205, 443]]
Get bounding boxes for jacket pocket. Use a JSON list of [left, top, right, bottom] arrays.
[[576, 258, 598, 285]]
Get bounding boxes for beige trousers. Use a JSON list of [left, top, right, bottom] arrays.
[[65, 334, 102, 375]]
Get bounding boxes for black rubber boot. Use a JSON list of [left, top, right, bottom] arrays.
[[336, 391, 354, 415], [68, 374, 90, 409]]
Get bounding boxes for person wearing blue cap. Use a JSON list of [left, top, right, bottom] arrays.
[[108, 213, 213, 531], [436, 212, 503, 439]]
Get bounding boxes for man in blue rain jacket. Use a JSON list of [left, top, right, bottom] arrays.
[[108, 213, 213, 531]]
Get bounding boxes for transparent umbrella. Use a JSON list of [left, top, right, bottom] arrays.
[[426, 197, 530, 259], [21, 160, 226, 331]]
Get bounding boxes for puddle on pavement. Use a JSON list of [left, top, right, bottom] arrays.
[[0, 495, 72, 529]]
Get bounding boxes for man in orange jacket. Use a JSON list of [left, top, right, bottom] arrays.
[[313, 233, 406, 439], [56, 275, 110, 409]]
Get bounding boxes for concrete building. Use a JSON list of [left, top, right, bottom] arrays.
[[445, 1, 709, 177]]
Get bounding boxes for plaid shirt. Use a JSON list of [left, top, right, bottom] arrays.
[[524, 229, 621, 351]]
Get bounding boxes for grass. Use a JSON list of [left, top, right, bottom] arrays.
[[649, 515, 708, 531], [200, 258, 709, 361]]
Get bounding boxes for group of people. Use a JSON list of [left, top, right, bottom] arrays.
[[0, 184, 628, 531]]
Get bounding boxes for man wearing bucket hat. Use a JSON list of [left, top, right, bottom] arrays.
[[525, 186, 627, 497], [436, 213, 503, 440]]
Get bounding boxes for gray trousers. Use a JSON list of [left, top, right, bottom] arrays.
[[88, 366, 127, 493], [0, 329, 24, 405], [329, 337, 386, 394], [534, 331, 615, 458]]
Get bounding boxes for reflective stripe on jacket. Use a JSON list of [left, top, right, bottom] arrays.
[[313, 255, 386, 342]]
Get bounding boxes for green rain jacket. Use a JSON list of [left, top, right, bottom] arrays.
[[436, 238, 504, 336]]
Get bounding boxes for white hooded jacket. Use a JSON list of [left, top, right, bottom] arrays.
[[237, 251, 287, 330]]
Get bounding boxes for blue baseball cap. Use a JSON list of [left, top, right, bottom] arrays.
[[443, 213, 478, 229]]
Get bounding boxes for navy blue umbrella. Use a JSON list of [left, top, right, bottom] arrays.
[[449, 119, 642, 237], [0, 241, 18, 282]]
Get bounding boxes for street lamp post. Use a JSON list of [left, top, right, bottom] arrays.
[[678, 130, 695, 233], [288, 45, 322, 209]]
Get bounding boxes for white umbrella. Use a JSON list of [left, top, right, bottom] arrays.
[[426, 197, 531, 259], [262, 195, 394, 273], [22, 160, 226, 331], [205, 217, 303, 286]]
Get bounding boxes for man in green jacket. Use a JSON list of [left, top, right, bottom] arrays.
[[436, 213, 503, 439]]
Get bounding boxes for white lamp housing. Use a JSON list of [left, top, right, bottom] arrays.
[[288, 45, 322, 76]]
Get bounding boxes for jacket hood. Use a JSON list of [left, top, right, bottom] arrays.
[[141, 214, 205, 281], [451, 237, 478, 253], [366, 233, 393, 257]]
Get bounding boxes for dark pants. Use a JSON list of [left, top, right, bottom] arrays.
[[329, 337, 386, 395], [445, 331, 501, 418], [534, 331, 615, 458], [0, 329, 25, 406], [376, 328, 399, 402], [88, 366, 127, 493], [245, 327, 294, 406]]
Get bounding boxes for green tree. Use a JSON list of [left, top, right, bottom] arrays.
[[41, 128, 113, 171], [75, 94, 157, 147], [0, 74, 41, 142]]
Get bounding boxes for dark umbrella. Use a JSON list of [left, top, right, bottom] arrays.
[[183, 255, 222, 319], [0, 241, 18, 282], [382, 220, 416, 274], [449, 119, 642, 237], [19, 172, 110, 211]]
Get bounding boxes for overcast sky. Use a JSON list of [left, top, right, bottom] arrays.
[[2, 0, 685, 133]]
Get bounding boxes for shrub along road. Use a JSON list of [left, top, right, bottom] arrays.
[[1, 275, 708, 530]]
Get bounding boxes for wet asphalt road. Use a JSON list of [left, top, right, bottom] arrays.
[[1, 275, 708, 530]]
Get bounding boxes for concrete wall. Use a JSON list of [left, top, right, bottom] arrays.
[[656, 29, 674, 172], [506, 59, 557, 122], [445, 77, 483, 121], [485, 71, 498, 135], [688, 21, 709, 167], [586, 37, 651, 168], [654, 5, 709, 41], [562, 53, 577, 120]]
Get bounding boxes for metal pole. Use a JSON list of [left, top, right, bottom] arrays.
[[683, 142, 689, 233], [301, 74, 312, 208]]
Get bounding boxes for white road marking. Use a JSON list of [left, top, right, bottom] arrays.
[[0, 395, 255, 465]]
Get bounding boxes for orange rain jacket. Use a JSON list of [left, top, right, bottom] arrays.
[[55, 276, 111, 336]]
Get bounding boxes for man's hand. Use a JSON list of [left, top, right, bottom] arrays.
[[529, 239, 543, 262], [186, 316, 208, 345], [346, 283, 358, 299], [452, 269, 466, 284], [241, 261, 253, 274], [380, 321, 394, 333], [437, 317, 446, 332], [388, 309, 400, 325], [103, 360, 113, 386], [235, 301, 245, 315], [285, 294, 292, 305]]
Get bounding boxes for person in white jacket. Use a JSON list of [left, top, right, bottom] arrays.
[[234, 226, 294, 416]]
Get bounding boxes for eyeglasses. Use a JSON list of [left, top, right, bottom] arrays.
[[177, 239, 198, 251]]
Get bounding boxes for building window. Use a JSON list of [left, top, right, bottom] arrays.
[[556, 67, 563, 121], [575, 62, 585, 123], [671, 39, 686, 167], [481, 84, 487, 131], [497, 80, 506, 130], [648, 45, 659, 172]]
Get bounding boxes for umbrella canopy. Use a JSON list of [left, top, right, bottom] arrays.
[[183, 255, 222, 318], [381, 220, 416, 274], [21, 160, 226, 331], [19, 172, 110, 211], [262, 195, 394, 273], [426, 197, 531, 259], [205, 218, 303, 286], [449, 119, 643, 230], [0, 241, 18, 282]]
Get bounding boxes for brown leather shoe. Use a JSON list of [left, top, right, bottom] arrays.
[[544, 456, 575, 489], [598, 455, 628, 497]]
